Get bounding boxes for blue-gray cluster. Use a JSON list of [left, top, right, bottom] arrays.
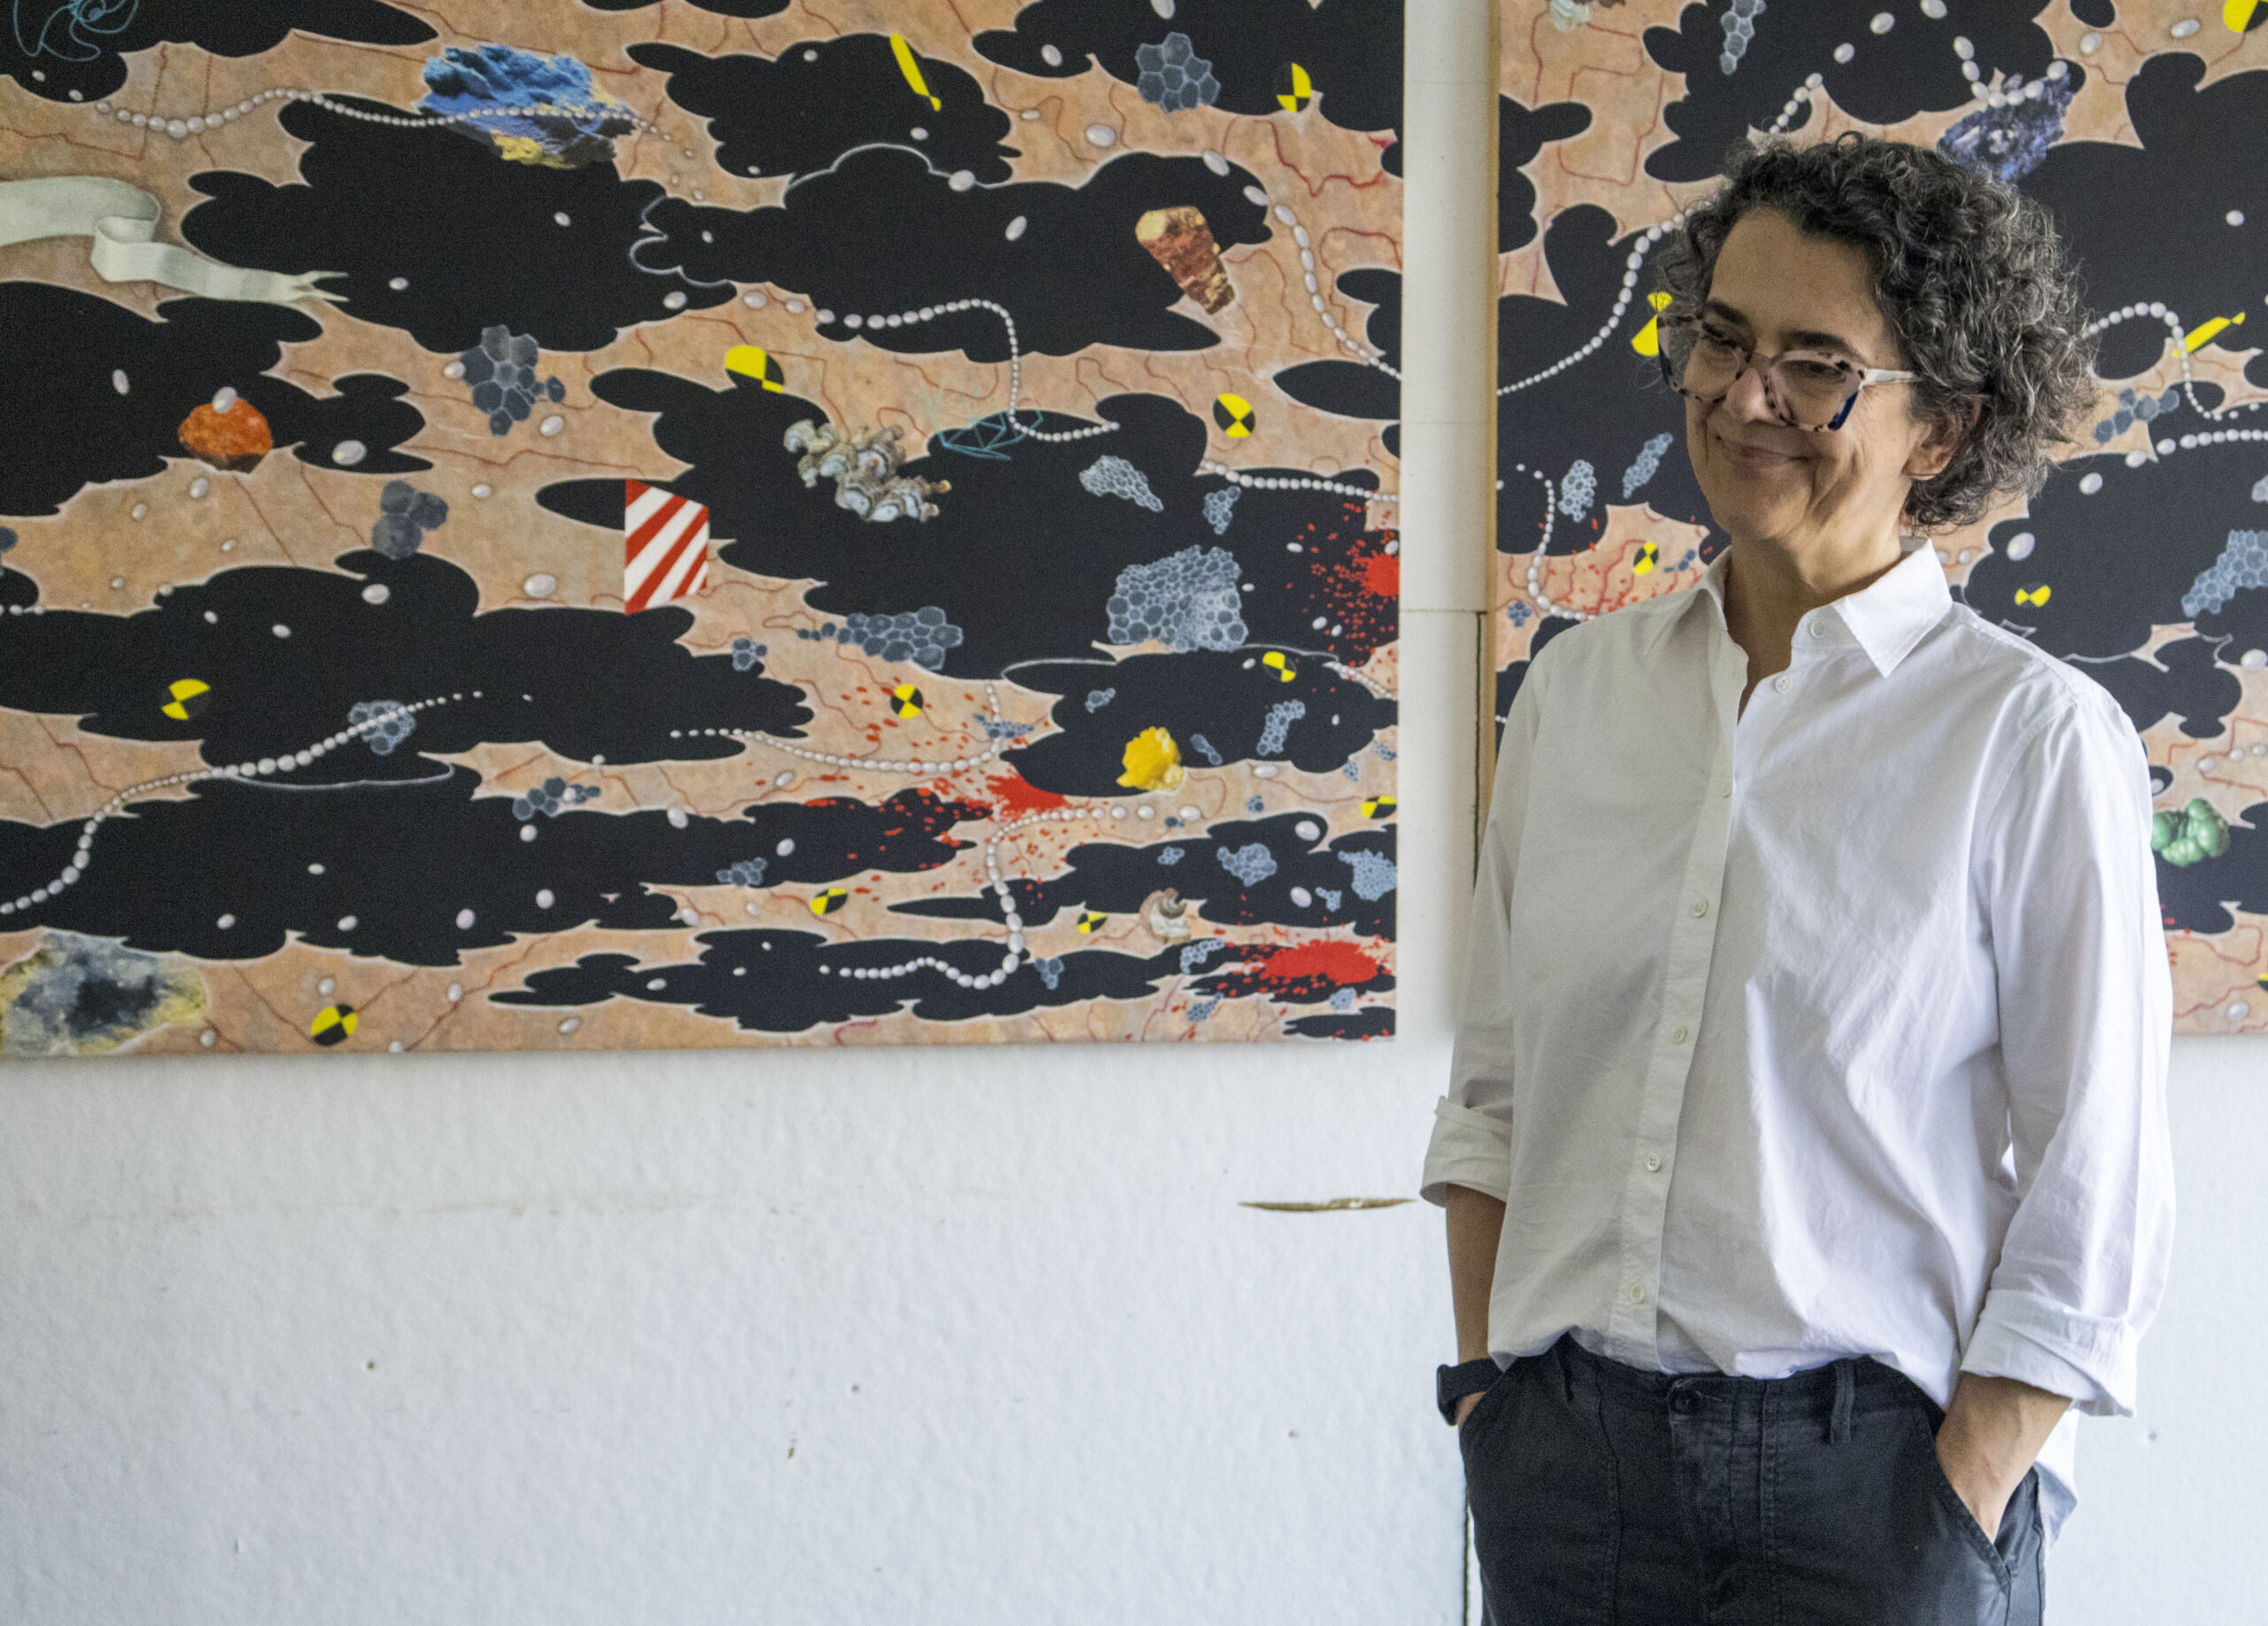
[[1179, 938, 1223, 974], [1372, 741, 1396, 761], [1107, 544, 1247, 650], [1035, 956, 1064, 991], [1720, 0, 1764, 74], [1189, 733, 1223, 766], [2093, 385, 2182, 446], [1256, 698, 1306, 756], [1341, 759, 1361, 780], [796, 608, 964, 669], [461, 324, 564, 437], [1080, 454, 1165, 511], [1157, 846, 1184, 866], [716, 858, 767, 887], [1558, 458, 1596, 523], [1938, 67, 2076, 183], [2253, 474, 2268, 503], [1621, 432, 1675, 500], [1217, 842, 1277, 886], [1135, 33, 1220, 112], [1187, 995, 1219, 1023], [2181, 530, 2268, 618], [1247, 795, 1266, 813], [349, 699, 416, 755], [511, 775, 602, 820], [1317, 887, 1344, 911], [1338, 848, 1398, 900], [1085, 688, 1116, 712], [0, 526, 16, 554], [730, 637, 769, 672], [371, 480, 448, 560], [1329, 987, 1357, 1012], [1204, 486, 1239, 536], [980, 716, 1035, 739]]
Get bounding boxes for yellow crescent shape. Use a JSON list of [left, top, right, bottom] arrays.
[[890, 35, 943, 112]]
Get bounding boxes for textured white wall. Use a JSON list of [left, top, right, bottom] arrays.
[[1, 4, 2257, 1623]]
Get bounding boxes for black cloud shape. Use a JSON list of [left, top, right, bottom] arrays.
[[974, 0, 1403, 167], [0, 768, 982, 967], [1497, 205, 1713, 555], [0, 284, 425, 517], [1500, 94, 1591, 256], [2153, 800, 2268, 936], [585, 0, 786, 12], [1272, 266, 1402, 457], [1962, 439, 2263, 662], [2078, 636, 2243, 742], [1641, 0, 2054, 183], [891, 812, 1396, 938], [629, 36, 1019, 185], [0, 547, 812, 772], [2019, 52, 2268, 387], [180, 97, 728, 353], [1006, 650, 1395, 795], [648, 147, 1271, 358], [539, 378, 1394, 675], [2, 0, 431, 104]]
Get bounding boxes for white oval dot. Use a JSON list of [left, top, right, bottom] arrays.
[[331, 440, 366, 466], [2078, 472, 2103, 494], [1005, 214, 1027, 241], [1085, 124, 1116, 147], [538, 415, 563, 437], [471, 483, 493, 499], [554, 212, 571, 227], [272, 623, 291, 638], [455, 908, 476, 930], [523, 573, 555, 598]]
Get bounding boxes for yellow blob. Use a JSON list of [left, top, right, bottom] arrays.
[[1077, 910, 1108, 934], [2185, 310, 2245, 352], [1633, 542, 1659, 577], [1631, 292, 1674, 357], [891, 34, 943, 111], [2227, 0, 2260, 31], [890, 683, 924, 718], [1262, 650, 1296, 681], [2015, 585, 2052, 608], [725, 345, 786, 392], [1362, 795, 1397, 820], [161, 677, 211, 721], [1118, 727, 1186, 791], [810, 888, 850, 916]]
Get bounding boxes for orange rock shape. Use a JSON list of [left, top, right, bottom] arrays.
[[177, 394, 274, 472], [1136, 206, 1235, 315]]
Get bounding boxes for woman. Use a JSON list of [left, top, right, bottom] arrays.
[[1423, 132, 2173, 1624]]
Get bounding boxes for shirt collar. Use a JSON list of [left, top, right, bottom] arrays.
[[1676, 535, 1952, 678]]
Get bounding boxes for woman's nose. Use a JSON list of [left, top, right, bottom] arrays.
[[1720, 356, 1783, 423]]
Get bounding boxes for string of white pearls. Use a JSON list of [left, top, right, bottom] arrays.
[[2083, 302, 2268, 426], [1510, 464, 1588, 625], [1501, 214, 1689, 400], [1264, 200, 1401, 379], [825, 296, 1120, 443], [1198, 458, 1399, 507], [91, 88, 670, 143]]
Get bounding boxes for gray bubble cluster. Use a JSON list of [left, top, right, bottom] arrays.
[[980, 716, 1035, 740], [1216, 842, 1278, 886], [1189, 733, 1223, 766], [1256, 698, 1306, 756], [2253, 474, 2268, 503], [1187, 995, 1220, 1023], [1337, 848, 1398, 900], [730, 637, 769, 672], [348, 700, 416, 756], [1621, 432, 1675, 500], [1720, 0, 1765, 75], [1107, 544, 1247, 650], [1035, 957, 1064, 991], [2094, 385, 2183, 445], [462, 324, 565, 436], [2182, 529, 2268, 617], [1136, 32, 1220, 112], [1341, 759, 1361, 780], [0, 526, 15, 555], [1180, 939, 1224, 974], [1246, 796, 1265, 813], [1558, 458, 1597, 524], [511, 774, 602, 821], [1204, 486, 1239, 536], [1081, 455, 1166, 513], [716, 857, 767, 887], [1372, 741, 1396, 761], [1157, 846, 1184, 866], [1329, 987, 1357, 1012], [1316, 887, 1344, 911], [797, 608, 965, 669], [1085, 688, 1117, 712], [371, 480, 449, 560]]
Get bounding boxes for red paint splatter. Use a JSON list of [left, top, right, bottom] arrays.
[[984, 770, 1067, 819], [1359, 549, 1400, 599], [1254, 940, 1383, 990]]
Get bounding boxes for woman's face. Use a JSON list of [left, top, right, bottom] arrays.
[[1685, 208, 1962, 555]]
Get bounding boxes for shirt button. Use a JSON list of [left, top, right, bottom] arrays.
[[1645, 1152, 1663, 1172], [1774, 674, 1791, 693], [1670, 1025, 1689, 1045], [1810, 619, 1828, 638], [1689, 899, 1709, 917], [1629, 1283, 1647, 1304]]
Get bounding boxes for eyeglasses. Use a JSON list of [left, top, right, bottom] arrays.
[[1657, 315, 1918, 433]]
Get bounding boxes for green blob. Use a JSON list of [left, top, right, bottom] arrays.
[[2155, 797, 2233, 867]]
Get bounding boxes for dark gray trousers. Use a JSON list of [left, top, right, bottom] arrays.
[[1462, 1334, 2045, 1625]]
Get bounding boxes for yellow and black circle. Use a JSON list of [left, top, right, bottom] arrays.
[[1262, 650, 1296, 683], [889, 683, 924, 718], [1076, 910, 1108, 934], [725, 344, 787, 393], [310, 1004, 358, 1046], [810, 887, 850, 916], [1633, 543, 1659, 577], [1212, 393, 1256, 438], [1362, 796, 1397, 820], [161, 678, 212, 721], [1275, 62, 1316, 113]]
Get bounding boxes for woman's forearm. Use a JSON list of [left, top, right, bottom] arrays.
[[1446, 1184, 1507, 1363]]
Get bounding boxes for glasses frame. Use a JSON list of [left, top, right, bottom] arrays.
[[1657, 314, 1919, 433]]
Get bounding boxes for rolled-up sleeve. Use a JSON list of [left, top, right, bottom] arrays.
[[1420, 650, 1551, 1206], [1962, 690, 2176, 1416]]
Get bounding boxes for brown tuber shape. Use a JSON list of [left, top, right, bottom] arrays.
[[177, 397, 274, 473], [1136, 206, 1235, 315]]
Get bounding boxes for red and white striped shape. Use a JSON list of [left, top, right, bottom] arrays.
[[624, 480, 711, 613]]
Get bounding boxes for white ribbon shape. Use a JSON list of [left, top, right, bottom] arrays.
[[0, 175, 342, 305]]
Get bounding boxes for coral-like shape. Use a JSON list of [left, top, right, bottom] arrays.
[[348, 700, 416, 756], [1080, 455, 1165, 512], [462, 325, 564, 437], [1119, 726, 1185, 790], [1135, 33, 1220, 113], [419, 44, 636, 170], [370, 480, 448, 559], [2152, 797, 2230, 867], [1107, 544, 1247, 649], [2181, 529, 2268, 618], [785, 418, 950, 523]]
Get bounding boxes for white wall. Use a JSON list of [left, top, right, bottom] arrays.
[[0, 4, 2256, 1622]]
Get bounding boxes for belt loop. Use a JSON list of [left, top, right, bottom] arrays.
[[1829, 1360, 1854, 1444]]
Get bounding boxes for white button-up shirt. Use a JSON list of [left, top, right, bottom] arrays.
[[1424, 540, 2174, 1537]]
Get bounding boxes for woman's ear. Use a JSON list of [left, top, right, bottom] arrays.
[[1907, 394, 1983, 481]]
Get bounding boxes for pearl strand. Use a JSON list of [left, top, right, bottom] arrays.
[[91, 86, 672, 143]]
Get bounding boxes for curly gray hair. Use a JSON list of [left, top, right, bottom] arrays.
[[1651, 131, 2099, 532]]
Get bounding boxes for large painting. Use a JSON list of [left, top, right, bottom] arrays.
[[0, 1, 1402, 1055], [1496, 0, 2268, 1035]]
